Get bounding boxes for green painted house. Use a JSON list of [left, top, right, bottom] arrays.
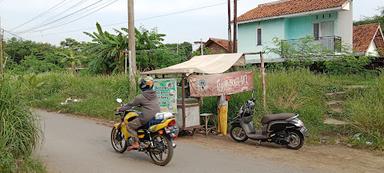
[[237, 0, 353, 63]]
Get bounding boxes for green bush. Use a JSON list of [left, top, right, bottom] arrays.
[[0, 79, 44, 173], [9, 56, 62, 75], [324, 56, 373, 75]]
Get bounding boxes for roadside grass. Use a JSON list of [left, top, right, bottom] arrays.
[[344, 74, 384, 151], [10, 70, 383, 150], [0, 78, 45, 173], [13, 73, 135, 120]]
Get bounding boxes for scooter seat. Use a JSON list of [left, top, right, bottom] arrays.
[[261, 113, 296, 124]]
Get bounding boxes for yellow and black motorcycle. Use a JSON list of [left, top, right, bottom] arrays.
[[111, 98, 178, 166]]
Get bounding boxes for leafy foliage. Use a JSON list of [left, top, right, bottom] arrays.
[[324, 55, 373, 75], [10, 55, 62, 74], [84, 23, 192, 74], [269, 36, 336, 67]]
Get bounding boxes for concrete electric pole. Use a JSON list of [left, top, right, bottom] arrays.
[[128, 0, 136, 80], [227, 0, 232, 53], [194, 39, 204, 55], [233, 0, 238, 53]]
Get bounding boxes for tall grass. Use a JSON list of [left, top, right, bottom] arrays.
[[13, 73, 134, 119], [345, 74, 384, 150], [0, 79, 44, 173]]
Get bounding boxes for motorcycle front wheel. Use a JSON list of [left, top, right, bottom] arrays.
[[111, 127, 128, 153], [149, 135, 173, 166], [230, 125, 248, 142]]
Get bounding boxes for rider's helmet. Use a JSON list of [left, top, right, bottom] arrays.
[[139, 76, 154, 91]]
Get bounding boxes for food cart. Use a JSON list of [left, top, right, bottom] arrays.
[[142, 53, 249, 134]]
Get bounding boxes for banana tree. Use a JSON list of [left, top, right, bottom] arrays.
[[84, 23, 128, 74], [60, 50, 84, 74]]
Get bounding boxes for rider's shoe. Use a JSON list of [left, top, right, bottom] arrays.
[[127, 142, 140, 151]]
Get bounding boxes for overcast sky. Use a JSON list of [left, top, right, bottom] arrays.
[[0, 0, 383, 45]]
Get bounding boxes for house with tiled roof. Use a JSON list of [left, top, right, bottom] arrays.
[[353, 23, 384, 57], [237, 0, 353, 63], [204, 38, 231, 54]]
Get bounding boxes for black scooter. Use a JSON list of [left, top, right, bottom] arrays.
[[229, 92, 307, 150]]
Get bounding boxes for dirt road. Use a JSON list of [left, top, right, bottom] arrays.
[[35, 109, 384, 173]]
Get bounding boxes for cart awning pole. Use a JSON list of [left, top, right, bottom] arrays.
[[181, 74, 186, 130]]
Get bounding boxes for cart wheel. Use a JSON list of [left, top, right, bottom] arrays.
[[210, 129, 218, 135], [188, 129, 196, 136]]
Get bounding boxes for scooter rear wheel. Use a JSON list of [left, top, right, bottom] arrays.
[[286, 130, 304, 150], [230, 125, 248, 142]]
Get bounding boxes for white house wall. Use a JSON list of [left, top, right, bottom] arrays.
[[336, 0, 353, 48], [366, 40, 380, 57]]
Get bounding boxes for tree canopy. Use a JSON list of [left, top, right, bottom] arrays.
[[3, 23, 192, 75]]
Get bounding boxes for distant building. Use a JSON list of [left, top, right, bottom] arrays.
[[353, 23, 384, 57], [204, 38, 231, 54], [237, 0, 353, 63]]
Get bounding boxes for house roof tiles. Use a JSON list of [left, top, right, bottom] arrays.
[[238, 0, 348, 23], [206, 38, 231, 52], [353, 23, 382, 54]]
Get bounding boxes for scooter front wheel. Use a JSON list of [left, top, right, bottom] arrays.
[[230, 125, 248, 142]]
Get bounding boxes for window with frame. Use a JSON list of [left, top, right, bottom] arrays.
[[313, 23, 320, 40], [257, 28, 262, 46]]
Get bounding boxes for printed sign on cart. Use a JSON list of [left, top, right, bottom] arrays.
[[189, 71, 254, 97], [153, 79, 177, 113]]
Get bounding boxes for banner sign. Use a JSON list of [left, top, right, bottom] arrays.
[[189, 71, 254, 97], [153, 79, 178, 113]]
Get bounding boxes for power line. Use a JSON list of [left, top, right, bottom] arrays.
[[34, 0, 89, 27], [10, 0, 69, 31], [25, 1, 228, 37], [16, 0, 104, 34], [28, 0, 119, 33], [3, 29, 24, 40]]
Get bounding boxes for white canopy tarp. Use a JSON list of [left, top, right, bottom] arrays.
[[142, 53, 245, 75]]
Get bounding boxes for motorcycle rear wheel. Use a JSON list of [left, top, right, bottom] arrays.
[[111, 127, 128, 153], [149, 135, 174, 166], [286, 130, 304, 150], [230, 125, 248, 142]]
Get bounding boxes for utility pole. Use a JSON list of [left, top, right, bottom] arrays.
[[128, 0, 136, 80], [176, 43, 179, 55], [233, 0, 238, 53], [194, 39, 204, 55], [227, 0, 232, 53], [200, 38, 203, 55]]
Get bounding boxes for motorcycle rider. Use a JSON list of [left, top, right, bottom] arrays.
[[119, 76, 160, 150]]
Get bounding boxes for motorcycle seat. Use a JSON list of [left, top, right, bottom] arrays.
[[261, 113, 296, 124], [138, 117, 163, 130]]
